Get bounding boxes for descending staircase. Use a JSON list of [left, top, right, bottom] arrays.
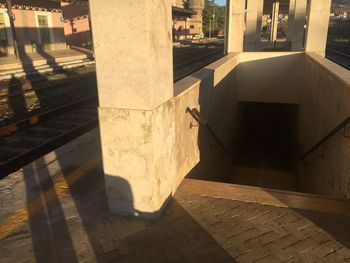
[[229, 102, 300, 192], [236, 102, 298, 171]]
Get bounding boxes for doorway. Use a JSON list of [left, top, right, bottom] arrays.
[[37, 15, 51, 51]]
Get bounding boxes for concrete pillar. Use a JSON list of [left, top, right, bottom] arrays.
[[305, 0, 332, 55], [89, 0, 175, 218], [225, 0, 245, 53], [244, 0, 264, 51], [287, 0, 307, 51]]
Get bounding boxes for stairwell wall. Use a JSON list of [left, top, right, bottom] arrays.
[[172, 53, 240, 190], [236, 52, 305, 104], [298, 53, 350, 198]]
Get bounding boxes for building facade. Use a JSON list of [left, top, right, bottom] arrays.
[[0, 0, 66, 56], [172, 0, 204, 41], [61, 1, 91, 48]]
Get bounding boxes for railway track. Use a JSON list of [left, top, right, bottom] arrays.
[[0, 70, 99, 178], [0, 96, 98, 178], [326, 42, 350, 70], [173, 42, 225, 81], [0, 43, 226, 178], [0, 72, 95, 102], [0, 73, 97, 126]]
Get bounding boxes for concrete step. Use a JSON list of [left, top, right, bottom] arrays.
[[0, 59, 95, 81], [180, 178, 349, 215], [0, 53, 92, 71], [228, 166, 298, 191]]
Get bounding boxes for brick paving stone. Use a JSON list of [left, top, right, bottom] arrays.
[[282, 236, 319, 253], [223, 245, 244, 258], [305, 240, 343, 258], [255, 253, 281, 263], [2, 163, 350, 263], [254, 231, 280, 245], [235, 247, 272, 263], [325, 252, 347, 263], [261, 220, 290, 237], [336, 247, 350, 260]]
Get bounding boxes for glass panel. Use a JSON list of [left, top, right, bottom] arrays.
[[260, 0, 291, 51]]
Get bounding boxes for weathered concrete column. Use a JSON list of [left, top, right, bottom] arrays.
[[244, 0, 264, 51], [287, 0, 307, 51], [89, 0, 175, 218], [225, 0, 245, 53], [305, 0, 332, 55]]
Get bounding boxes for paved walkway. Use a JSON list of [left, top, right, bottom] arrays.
[[1, 130, 350, 262]]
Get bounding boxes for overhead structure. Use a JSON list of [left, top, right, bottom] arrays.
[[172, 6, 196, 19]]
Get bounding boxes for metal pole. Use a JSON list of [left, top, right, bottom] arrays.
[[6, 0, 19, 58], [209, 19, 212, 38], [213, 3, 216, 37], [87, 2, 95, 57]]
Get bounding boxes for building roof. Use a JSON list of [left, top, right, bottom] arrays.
[[172, 6, 196, 18]]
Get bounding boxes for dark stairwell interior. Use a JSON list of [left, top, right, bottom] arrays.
[[228, 102, 299, 192]]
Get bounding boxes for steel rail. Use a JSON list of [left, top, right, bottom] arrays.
[[0, 72, 96, 102], [0, 95, 98, 137], [174, 50, 225, 82], [0, 118, 98, 178]]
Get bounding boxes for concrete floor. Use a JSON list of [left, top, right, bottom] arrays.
[[1, 129, 350, 262]]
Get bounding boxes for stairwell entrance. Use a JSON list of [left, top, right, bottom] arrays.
[[228, 102, 299, 191]]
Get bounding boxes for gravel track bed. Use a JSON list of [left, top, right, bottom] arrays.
[[0, 79, 97, 126]]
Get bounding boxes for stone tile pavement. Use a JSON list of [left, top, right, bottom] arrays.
[[1, 172, 350, 262], [1, 129, 350, 262]]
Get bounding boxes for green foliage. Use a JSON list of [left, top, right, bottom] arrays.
[[202, 0, 226, 37]]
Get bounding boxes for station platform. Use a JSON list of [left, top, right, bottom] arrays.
[[1, 129, 350, 262], [0, 48, 94, 80]]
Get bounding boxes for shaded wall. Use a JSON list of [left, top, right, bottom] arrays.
[[237, 52, 304, 104], [172, 53, 240, 190], [298, 53, 350, 198]]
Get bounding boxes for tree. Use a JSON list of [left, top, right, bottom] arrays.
[[202, 0, 226, 37]]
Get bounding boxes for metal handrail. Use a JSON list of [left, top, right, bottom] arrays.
[[301, 115, 350, 160], [186, 107, 230, 154]]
